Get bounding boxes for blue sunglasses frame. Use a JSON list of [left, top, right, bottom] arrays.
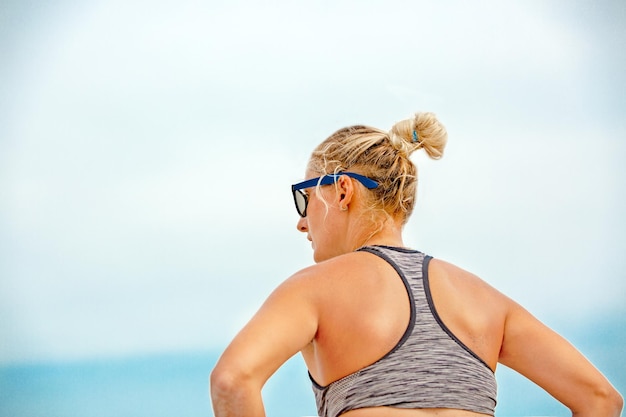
[[291, 172, 379, 218]]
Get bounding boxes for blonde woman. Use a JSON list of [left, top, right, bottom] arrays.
[[210, 113, 623, 417]]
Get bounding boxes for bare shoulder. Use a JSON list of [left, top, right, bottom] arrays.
[[276, 251, 383, 316], [428, 258, 511, 304], [287, 251, 383, 288], [297, 251, 414, 384], [427, 258, 513, 368]]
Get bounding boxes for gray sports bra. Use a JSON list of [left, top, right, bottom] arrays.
[[310, 245, 497, 417]]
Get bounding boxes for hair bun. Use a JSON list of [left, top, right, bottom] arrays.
[[389, 112, 447, 159]]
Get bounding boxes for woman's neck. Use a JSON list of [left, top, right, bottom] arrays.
[[350, 215, 405, 251]]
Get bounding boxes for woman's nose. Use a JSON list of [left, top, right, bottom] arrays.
[[296, 216, 308, 233]]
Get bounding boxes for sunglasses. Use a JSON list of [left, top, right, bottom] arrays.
[[291, 172, 379, 218]]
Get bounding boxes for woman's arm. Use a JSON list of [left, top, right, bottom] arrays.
[[210, 271, 319, 417], [499, 302, 623, 417]]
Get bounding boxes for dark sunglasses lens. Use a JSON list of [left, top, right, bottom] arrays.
[[294, 190, 307, 217]]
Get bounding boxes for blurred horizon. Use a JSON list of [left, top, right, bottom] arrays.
[[1, 315, 624, 417]]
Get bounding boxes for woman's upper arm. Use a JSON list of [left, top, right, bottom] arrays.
[[212, 271, 319, 388], [499, 302, 622, 415]]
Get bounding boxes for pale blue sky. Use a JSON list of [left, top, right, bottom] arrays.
[[1, 0, 625, 363]]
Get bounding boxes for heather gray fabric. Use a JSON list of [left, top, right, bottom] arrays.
[[310, 245, 497, 417]]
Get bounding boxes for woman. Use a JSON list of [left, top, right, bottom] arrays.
[[210, 112, 623, 417]]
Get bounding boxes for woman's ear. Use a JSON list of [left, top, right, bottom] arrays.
[[336, 175, 355, 208]]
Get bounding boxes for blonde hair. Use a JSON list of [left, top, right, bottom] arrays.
[[307, 112, 447, 225]]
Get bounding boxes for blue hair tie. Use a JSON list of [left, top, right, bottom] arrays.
[[412, 130, 419, 143]]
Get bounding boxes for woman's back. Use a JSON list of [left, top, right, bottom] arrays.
[[302, 246, 506, 416]]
